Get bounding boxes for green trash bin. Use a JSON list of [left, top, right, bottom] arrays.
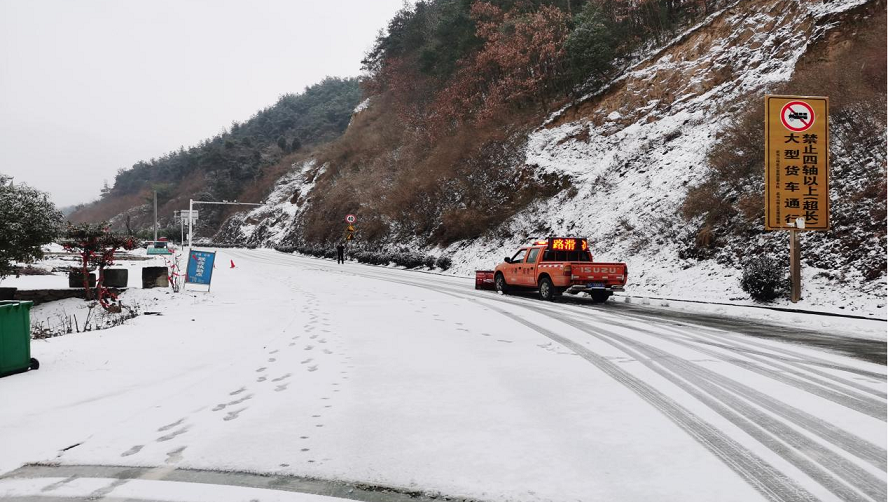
[[0, 301, 38, 377]]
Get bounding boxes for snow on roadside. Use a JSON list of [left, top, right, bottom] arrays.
[[440, 0, 885, 319], [221, 0, 884, 319], [0, 250, 776, 501]]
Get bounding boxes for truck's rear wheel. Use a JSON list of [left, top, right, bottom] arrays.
[[495, 273, 509, 294], [590, 291, 610, 303], [539, 277, 556, 301]]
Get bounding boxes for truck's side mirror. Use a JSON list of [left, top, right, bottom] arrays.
[[504, 257, 512, 264]]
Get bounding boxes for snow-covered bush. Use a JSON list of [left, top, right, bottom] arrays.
[[740, 257, 785, 302], [0, 175, 64, 281]]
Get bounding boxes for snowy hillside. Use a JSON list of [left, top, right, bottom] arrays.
[[221, 0, 885, 317]]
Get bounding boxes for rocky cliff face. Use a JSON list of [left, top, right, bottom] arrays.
[[220, 0, 885, 316]]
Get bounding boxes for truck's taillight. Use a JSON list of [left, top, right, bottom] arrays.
[[563, 265, 572, 276]]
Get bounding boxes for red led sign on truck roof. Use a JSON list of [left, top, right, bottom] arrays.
[[547, 238, 588, 251]]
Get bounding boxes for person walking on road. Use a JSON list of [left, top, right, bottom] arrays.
[[336, 243, 345, 264]]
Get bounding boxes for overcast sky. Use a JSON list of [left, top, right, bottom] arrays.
[[0, 0, 405, 207]]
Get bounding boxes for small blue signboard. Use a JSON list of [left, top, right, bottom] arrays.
[[186, 250, 216, 287]]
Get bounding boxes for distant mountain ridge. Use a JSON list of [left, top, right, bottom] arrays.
[[68, 77, 362, 236], [219, 0, 885, 315]]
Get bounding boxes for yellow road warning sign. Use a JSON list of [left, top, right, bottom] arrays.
[[765, 95, 829, 231]]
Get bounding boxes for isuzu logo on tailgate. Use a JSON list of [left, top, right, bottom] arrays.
[[590, 267, 618, 273]]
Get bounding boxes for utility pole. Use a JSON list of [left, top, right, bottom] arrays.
[[153, 190, 158, 242]]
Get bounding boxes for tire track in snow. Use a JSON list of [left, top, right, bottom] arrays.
[[543, 309, 888, 474], [552, 316, 886, 502], [667, 335, 887, 399], [231, 250, 886, 500], [582, 305, 886, 380], [649, 326, 887, 418], [602, 322, 888, 471], [629, 317, 888, 393], [572, 312, 888, 418], [488, 306, 816, 502], [230, 251, 814, 501]]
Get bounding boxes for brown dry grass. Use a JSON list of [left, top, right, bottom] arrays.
[[680, 0, 886, 260], [301, 95, 559, 245]]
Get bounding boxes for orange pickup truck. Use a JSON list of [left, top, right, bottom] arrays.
[[489, 238, 627, 302]]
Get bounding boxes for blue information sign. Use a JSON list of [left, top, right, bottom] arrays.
[[186, 250, 216, 286]]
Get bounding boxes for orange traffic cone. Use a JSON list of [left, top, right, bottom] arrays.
[[230, 260, 236, 268]]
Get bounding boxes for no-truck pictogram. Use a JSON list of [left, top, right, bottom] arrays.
[[780, 101, 815, 132]]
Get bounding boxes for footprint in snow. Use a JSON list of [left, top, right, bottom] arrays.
[[165, 446, 186, 464], [301, 358, 314, 364], [229, 387, 247, 396], [157, 418, 185, 432], [323, 349, 333, 355], [212, 403, 227, 412], [228, 394, 253, 406], [256, 367, 267, 373], [289, 342, 296, 346], [157, 426, 189, 442], [257, 376, 267, 383], [304, 345, 314, 351], [307, 365, 318, 372], [272, 373, 292, 382], [269, 349, 279, 355], [120, 445, 144, 457], [275, 383, 289, 392], [223, 408, 247, 421], [268, 357, 277, 362], [309, 334, 318, 339]]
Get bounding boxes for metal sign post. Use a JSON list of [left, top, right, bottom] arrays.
[[175, 210, 199, 245], [765, 95, 829, 303], [344, 214, 356, 244], [789, 217, 804, 303]]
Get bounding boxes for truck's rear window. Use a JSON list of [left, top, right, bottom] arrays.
[[542, 250, 592, 262]]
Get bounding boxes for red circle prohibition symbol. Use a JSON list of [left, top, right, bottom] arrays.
[[780, 101, 815, 132], [345, 214, 356, 223]]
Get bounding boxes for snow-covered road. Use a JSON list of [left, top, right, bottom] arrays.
[[1, 249, 885, 502]]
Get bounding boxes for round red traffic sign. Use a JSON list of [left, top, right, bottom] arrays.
[[345, 214, 356, 223], [780, 101, 815, 132]]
